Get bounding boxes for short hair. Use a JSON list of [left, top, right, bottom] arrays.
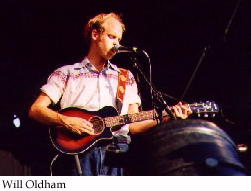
[[84, 12, 126, 46]]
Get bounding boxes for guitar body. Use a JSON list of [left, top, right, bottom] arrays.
[[49, 106, 119, 155]]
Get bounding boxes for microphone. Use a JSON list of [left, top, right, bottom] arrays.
[[112, 45, 141, 53], [112, 45, 149, 57]]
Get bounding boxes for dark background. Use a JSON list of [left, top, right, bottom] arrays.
[[0, 0, 251, 175]]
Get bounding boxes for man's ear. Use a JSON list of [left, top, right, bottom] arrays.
[[91, 29, 99, 41]]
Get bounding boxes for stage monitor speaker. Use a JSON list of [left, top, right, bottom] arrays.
[[126, 119, 248, 176]]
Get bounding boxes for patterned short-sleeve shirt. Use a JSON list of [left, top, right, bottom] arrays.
[[41, 57, 141, 135]]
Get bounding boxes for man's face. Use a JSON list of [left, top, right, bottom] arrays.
[[94, 18, 123, 60]]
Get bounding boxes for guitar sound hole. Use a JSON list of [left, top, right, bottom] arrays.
[[90, 116, 105, 135]]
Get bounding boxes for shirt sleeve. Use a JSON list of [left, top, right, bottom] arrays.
[[40, 66, 68, 104]]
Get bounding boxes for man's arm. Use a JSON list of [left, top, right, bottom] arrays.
[[29, 93, 62, 125], [128, 102, 192, 135], [28, 93, 94, 135]]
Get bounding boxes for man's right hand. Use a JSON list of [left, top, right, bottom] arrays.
[[57, 114, 95, 135]]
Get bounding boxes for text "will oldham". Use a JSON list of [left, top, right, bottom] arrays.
[[2, 180, 66, 189]]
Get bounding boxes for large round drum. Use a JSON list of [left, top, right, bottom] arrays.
[[126, 119, 248, 175]]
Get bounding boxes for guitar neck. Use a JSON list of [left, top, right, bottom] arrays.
[[104, 110, 155, 128], [103, 101, 219, 128]]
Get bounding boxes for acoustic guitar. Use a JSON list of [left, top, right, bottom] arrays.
[[49, 101, 219, 154]]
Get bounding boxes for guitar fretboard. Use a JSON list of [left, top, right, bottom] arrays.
[[103, 101, 219, 128], [104, 110, 155, 127]]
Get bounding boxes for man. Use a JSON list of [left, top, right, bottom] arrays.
[[29, 12, 192, 176]]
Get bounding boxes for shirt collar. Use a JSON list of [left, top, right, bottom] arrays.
[[80, 57, 120, 73]]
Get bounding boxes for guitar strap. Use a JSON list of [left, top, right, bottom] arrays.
[[116, 68, 129, 115], [107, 70, 131, 165]]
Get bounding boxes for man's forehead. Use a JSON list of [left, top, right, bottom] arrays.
[[103, 18, 123, 35]]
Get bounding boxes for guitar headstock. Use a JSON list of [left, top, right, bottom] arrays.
[[189, 101, 219, 118]]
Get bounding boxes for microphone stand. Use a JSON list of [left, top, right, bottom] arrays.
[[180, 0, 242, 101], [130, 55, 143, 111], [130, 52, 176, 122]]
